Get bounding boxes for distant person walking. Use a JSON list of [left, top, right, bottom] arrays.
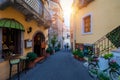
[[66, 43, 69, 51], [64, 44, 66, 51]]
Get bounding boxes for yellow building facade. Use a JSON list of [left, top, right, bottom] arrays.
[[71, 0, 120, 50], [0, 0, 50, 79]]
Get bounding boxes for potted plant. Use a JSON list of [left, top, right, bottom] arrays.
[[109, 60, 119, 69], [46, 47, 51, 57], [51, 35, 58, 53], [26, 52, 37, 68], [98, 71, 110, 80], [103, 53, 113, 59], [57, 42, 61, 50], [72, 49, 79, 59], [46, 46, 53, 55], [77, 49, 84, 61], [55, 47, 59, 52]]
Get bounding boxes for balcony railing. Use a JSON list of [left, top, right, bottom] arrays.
[[43, 7, 51, 28], [74, 0, 94, 9], [24, 0, 42, 15], [0, 0, 51, 28], [79, 0, 94, 8]]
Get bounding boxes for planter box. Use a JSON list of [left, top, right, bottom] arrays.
[[34, 56, 45, 63], [28, 56, 45, 69], [46, 53, 50, 57], [78, 57, 84, 61], [74, 55, 79, 59], [28, 61, 35, 68]]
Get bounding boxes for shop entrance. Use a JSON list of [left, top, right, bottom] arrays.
[[34, 32, 45, 57]]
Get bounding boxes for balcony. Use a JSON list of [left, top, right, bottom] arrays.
[[80, 0, 94, 8], [43, 7, 52, 28], [0, 0, 51, 28], [73, 0, 94, 9]]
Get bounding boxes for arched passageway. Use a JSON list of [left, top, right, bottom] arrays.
[[33, 32, 45, 57]]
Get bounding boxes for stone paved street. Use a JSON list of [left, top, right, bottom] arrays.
[[14, 50, 93, 80]]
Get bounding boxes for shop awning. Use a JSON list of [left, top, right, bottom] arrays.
[[0, 18, 25, 31]]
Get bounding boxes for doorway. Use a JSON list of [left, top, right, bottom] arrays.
[[33, 32, 45, 57]]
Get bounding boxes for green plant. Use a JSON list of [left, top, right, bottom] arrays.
[[57, 42, 61, 49], [72, 49, 84, 58], [103, 53, 113, 59], [26, 52, 37, 62], [54, 47, 60, 52], [46, 47, 53, 55], [98, 71, 110, 80], [77, 50, 84, 58], [109, 60, 119, 69], [51, 35, 58, 48], [72, 49, 78, 55]]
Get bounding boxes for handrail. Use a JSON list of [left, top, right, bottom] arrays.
[[94, 35, 115, 56], [93, 26, 120, 56]]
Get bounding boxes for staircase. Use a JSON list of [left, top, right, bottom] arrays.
[[93, 26, 120, 56]]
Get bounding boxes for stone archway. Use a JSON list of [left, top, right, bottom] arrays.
[[33, 32, 45, 57]]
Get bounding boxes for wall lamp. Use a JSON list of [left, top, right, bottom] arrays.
[[27, 27, 32, 33]]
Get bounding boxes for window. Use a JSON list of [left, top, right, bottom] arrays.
[[0, 28, 22, 62], [81, 13, 92, 34]]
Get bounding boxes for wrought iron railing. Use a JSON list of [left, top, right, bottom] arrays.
[[0, 0, 51, 27], [79, 0, 94, 8], [94, 26, 120, 56], [43, 7, 51, 27], [94, 36, 115, 56], [23, 0, 43, 15], [16, 0, 51, 27], [44, 8, 51, 21], [15, 0, 43, 17]]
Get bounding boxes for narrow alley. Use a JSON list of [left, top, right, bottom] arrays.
[[14, 50, 92, 80]]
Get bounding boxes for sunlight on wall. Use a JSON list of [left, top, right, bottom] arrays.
[[60, 0, 73, 27]]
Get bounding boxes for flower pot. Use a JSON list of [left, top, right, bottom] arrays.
[[74, 55, 79, 59], [78, 57, 84, 61], [28, 61, 35, 68], [46, 53, 50, 57]]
